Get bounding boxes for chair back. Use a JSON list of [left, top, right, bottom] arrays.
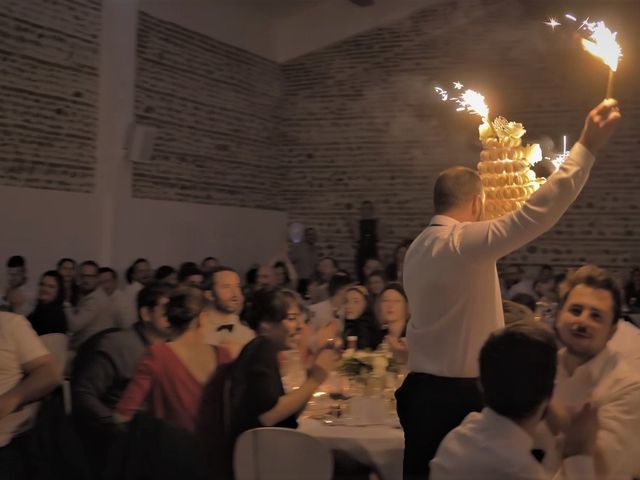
[[40, 333, 69, 371], [234, 427, 333, 480]]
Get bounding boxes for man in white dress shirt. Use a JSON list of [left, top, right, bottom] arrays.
[[396, 99, 621, 480], [431, 322, 597, 480], [538, 265, 640, 480]]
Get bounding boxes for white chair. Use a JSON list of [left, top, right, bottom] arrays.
[[39, 333, 69, 371], [234, 427, 334, 480], [39, 333, 71, 414]]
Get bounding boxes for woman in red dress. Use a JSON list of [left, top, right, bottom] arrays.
[[115, 286, 231, 432]]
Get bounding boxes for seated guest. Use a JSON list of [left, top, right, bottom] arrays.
[[203, 267, 254, 350], [273, 257, 299, 291], [365, 270, 386, 299], [116, 258, 152, 328], [431, 322, 597, 480], [98, 267, 119, 298], [299, 273, 352, 365], [27, 271, 67, 336], [197, 289, 339, 479], [0, 312, 63, 479], [307, 257, 340, 302], [154, 265, 178, 286], [362, 257, 384, 281], [72, 282, 173, 434], [343, 286, 383, 351], [502, 264, 537, 300], [115, 287, 230, 432], [65, 261, 115, 350], [538, 265, 640, 479], [385, 240, 411, 283], [56, 257, 78, 305], [201, 257, 219, 275], [2, 255, 34, 316], [378, 284, 409, 362], [178, 264, 204, 287], [71, 283, 172, 473], [256, 264, 278, 291]]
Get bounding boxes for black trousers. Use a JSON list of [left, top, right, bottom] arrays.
[[395, 372, 483, 480]]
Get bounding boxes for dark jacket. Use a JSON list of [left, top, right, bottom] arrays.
[[71, 323, 150, 433]]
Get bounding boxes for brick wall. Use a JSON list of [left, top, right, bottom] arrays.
[[280, 0, 640, 274], [0, 0, 101, 192], [133, 13, 283, 209]]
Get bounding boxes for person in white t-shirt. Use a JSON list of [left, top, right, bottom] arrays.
[[0, 312, 63, 478]]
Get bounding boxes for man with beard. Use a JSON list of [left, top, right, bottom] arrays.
[[204, 267, 254, 351], [65, 261, 116, 350], [537, 265, 640, 480]]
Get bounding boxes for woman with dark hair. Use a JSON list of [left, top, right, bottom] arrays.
[[198, 288, 339, 478], [57, 257, 78, 305], [377, 284, 410, 363], [115, 287, 230, 432], [28, 270, 67, 335], [343, 286, 383, 351]]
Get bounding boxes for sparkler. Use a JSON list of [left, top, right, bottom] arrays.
[[546, 15, 622, 98], [435, 82, 490, 120], [435, 82, 497, 136]]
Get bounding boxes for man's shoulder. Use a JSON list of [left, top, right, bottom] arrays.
[[0, 311, 35, 334], [93, 328, 143, 355], [596, 349, 640, 401]]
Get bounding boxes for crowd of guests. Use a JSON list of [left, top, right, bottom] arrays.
[[2, 246, 640, 479]]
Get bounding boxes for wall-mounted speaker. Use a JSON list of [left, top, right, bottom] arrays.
[[125, 123, 157, 163]]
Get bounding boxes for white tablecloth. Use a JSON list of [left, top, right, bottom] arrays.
[[298, 418, 404, 480]]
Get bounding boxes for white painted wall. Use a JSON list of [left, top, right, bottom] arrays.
[[139, 0, 277, 59], [0, 0, 286, 290], [274, 0, 433, 62]]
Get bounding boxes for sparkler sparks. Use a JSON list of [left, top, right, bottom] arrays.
[[434, 82, 490, 120], [544, 17, 561, 30]]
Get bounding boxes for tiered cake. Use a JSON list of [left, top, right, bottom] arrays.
[[476, 117, 544, 219]]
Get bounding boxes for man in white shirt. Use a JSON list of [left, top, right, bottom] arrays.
[[397, 99, 621, 479], [0, 312, 63, 478], [538, 265, 640, 480], [203, 267, 254, 350], [431, 322, 597, 480]]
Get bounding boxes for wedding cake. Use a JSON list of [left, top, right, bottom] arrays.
[[476, 117, 544, 219]]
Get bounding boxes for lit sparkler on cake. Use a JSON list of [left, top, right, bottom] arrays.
[[435, 82, 551, 220]]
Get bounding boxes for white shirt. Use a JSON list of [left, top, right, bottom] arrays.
[[0, 313, 50, 447], [404, 143, 594, 377], [431, 408, 594, 480], [114, 281, 143, 329], [538, 347, 640, 480], [608, 320, 640, 372], [65, 287, 115, 350], [204, 314, 255, 348]]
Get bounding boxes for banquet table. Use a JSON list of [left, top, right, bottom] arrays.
[[298, 417, 404, 480]]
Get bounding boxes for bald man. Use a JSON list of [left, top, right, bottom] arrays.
[[396, 99, 621, 480]]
